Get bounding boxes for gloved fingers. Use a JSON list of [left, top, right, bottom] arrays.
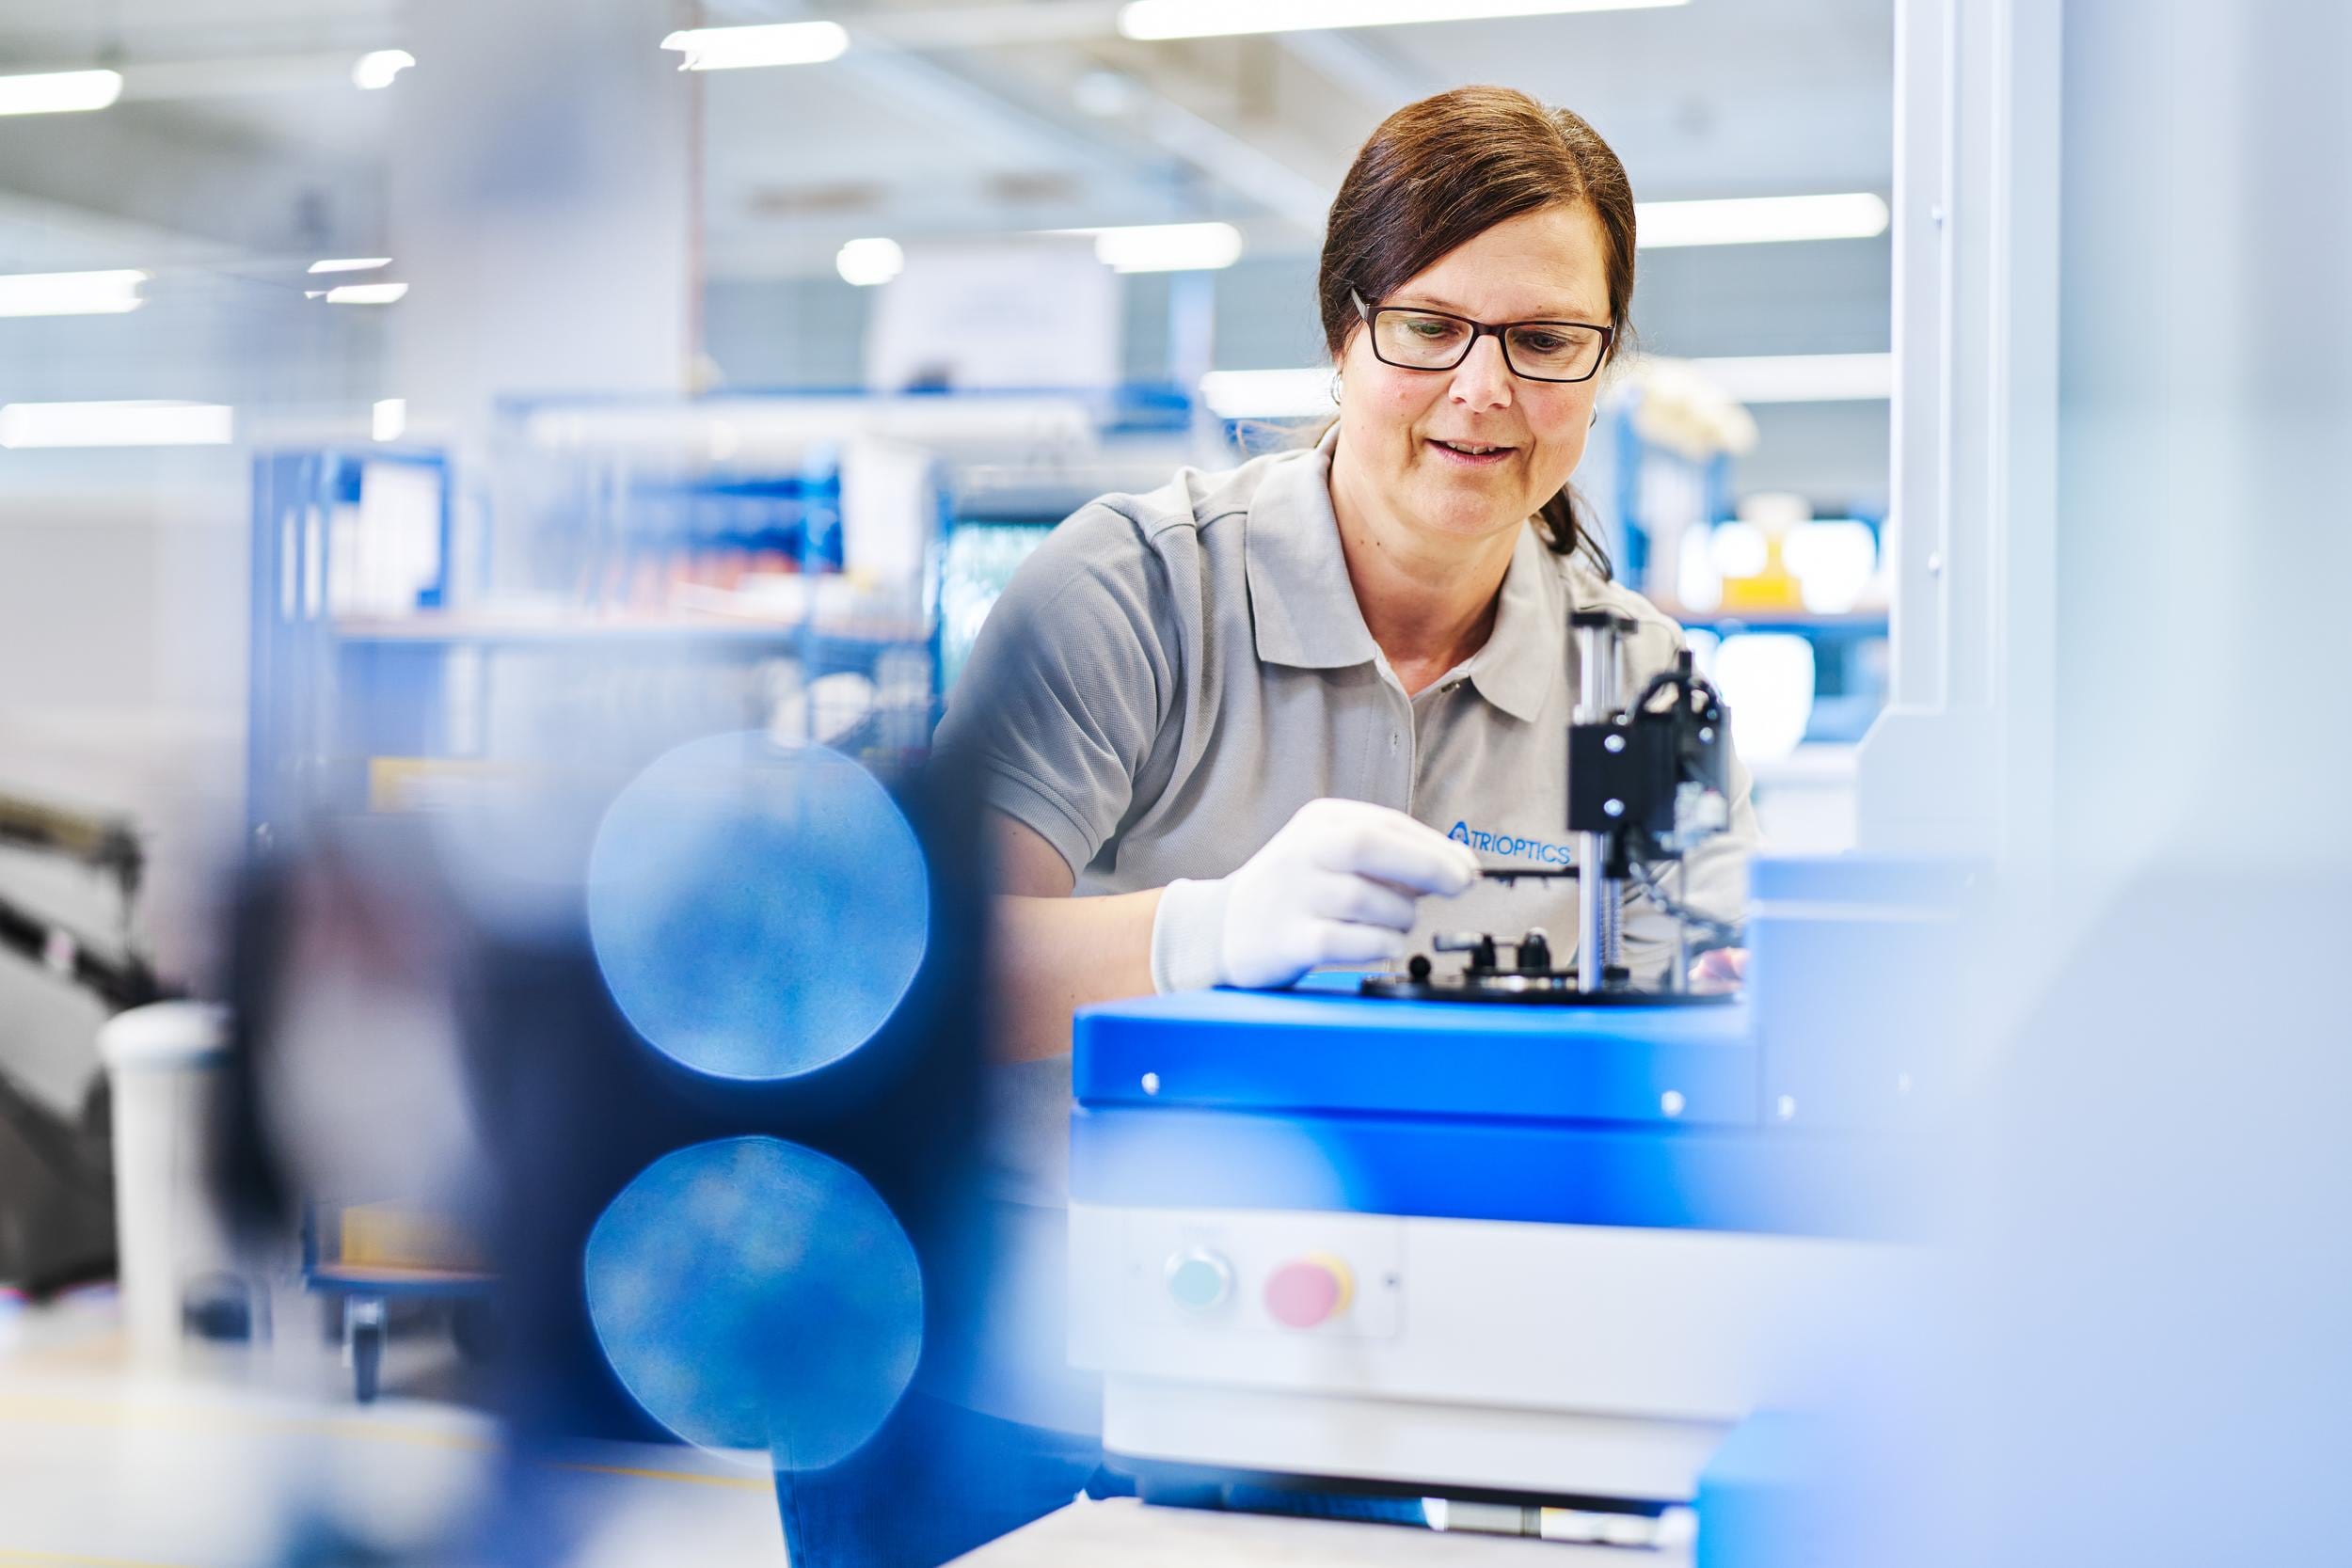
[[1304, 919, 1410, 968], [1303, 807, 1478, 895], [1223, 930, 1321, 991], [1299, 869, 1418, 930]]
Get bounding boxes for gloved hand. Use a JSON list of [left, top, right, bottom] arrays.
[[1150, 799, 1481, 992]]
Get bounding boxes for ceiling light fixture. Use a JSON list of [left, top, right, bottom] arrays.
[[0, 401, 234, 449], [0, 69, 124, 116], [1118, 0, 1686, 41], [1051, 222, 1244, 273], [0, 269, 148, 318], [310, 257, 392, 275], [323, 282, 408, 305], [352, 50, 415, 89], [1636, 193, 1891, 248], [660, 22, 850, 71], [835, 238, 905, 287]]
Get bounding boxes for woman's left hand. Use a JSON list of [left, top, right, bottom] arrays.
[[1688, 947, 1748, 993]]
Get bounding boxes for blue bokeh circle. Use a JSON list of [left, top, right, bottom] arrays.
[[583, 1136, 924, 1470], [586, 732, 929, 1080]]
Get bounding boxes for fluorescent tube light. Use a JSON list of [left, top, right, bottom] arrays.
[[373, 399, 407, 443], [1119, 0, 1685, 40], [0, 269, 148, 318], [352, 50, 414, 89], [1052, 222, 1243, 273], [0, 69, 124, 117], [835, 237, 904, 287], [1199, 368, 1335, 420], [660, 23, 850, 71], [310, 257, 392, 275], [324, 282, 408, 305], [0, 401, 234, 449], [1686, 353, 1895, 403], [1636, 194, 1890, 248]]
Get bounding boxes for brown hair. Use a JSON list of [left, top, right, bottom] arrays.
[[1318, 85, 1634, 575]]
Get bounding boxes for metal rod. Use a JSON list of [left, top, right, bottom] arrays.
[[1570, 616, 1621, 994], [1575, 832, 1607, 993], [1601, 881, 1622, 975], [1671, 859, 1689, 992]]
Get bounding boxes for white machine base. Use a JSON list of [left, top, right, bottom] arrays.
[[1073, 1204, 1889, 1504]]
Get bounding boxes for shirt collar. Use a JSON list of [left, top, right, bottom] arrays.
[[1244, 427, 1380, 671], [1459, 523, 1561, 722], [1243, 425, 1562, 722]]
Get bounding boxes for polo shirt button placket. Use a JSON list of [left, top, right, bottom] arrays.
[[1392, 689, 1416, 811]]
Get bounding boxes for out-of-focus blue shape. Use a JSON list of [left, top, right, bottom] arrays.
[[587, 732, 928, 1080], [583, 1136, 923, 1469], [1694, 1413, 1839, 1568]]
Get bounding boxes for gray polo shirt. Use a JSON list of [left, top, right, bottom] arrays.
[[937, 431, 1758, 1196]]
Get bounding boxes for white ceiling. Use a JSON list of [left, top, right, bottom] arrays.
[[696, 0, 1893, 274], [0, 0, 393, 62], [0, 0, 1892, 277]]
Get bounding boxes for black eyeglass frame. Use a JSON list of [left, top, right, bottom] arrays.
[[1349, 288, 1616, 385]]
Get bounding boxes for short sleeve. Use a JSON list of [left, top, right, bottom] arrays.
[[933, 506, 1178, 880]]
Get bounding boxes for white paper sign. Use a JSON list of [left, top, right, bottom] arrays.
[[866, 239, 1120, 392]]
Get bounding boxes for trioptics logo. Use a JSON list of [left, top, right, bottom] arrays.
[[1447, 820, 1575, 865]]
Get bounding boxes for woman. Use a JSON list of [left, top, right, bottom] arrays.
[[941, 86, 1757, 1093]]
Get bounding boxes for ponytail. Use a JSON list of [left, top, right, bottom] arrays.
[[1537, 486, 1615, 578]]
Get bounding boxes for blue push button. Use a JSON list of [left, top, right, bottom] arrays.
[[1165, 1249, 1233, 1311]]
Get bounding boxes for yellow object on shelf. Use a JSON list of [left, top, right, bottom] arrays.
[[339, 1201, 485, 1273], [1715, 536, 1804, 612], [366, 756, 526, 814]]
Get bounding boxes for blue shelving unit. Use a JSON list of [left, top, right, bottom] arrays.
[[248, 389, 1222, 845], [248, 448, 454, 846]]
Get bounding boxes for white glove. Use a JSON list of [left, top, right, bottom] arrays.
[[1150, 799, 1481, 992]]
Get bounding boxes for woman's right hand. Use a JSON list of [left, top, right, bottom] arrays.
[[1152, 798, 1482, 992]]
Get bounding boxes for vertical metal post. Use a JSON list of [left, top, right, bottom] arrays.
[[1671, 859, 1690, 992], [1571, 615, 1622, 994]]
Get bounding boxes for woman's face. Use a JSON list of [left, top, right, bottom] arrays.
[[1334, 202, 1613, 548]]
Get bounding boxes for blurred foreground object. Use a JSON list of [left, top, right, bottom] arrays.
[[97, 1002, 237, 1363]]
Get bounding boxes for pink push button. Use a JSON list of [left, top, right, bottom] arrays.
[[1263, 1254, 1353, 1329]]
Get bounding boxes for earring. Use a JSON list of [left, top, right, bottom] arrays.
[[1329, 371, 1343, 404]]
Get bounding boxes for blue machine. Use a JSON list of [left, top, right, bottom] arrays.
[[1067, 855, 1967, 1548]]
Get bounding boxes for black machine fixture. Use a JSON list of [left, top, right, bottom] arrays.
[[1363, 612, 1742, 1006]]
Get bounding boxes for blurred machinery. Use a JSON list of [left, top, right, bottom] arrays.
[[0, 790, 158, 1013], [0, 789, 163, 1293]]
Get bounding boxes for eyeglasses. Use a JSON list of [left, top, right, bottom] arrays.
[[1350, 289, 1613, 385]]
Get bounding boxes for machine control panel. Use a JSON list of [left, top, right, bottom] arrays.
[[1111, 1210, 1403, 1342]]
